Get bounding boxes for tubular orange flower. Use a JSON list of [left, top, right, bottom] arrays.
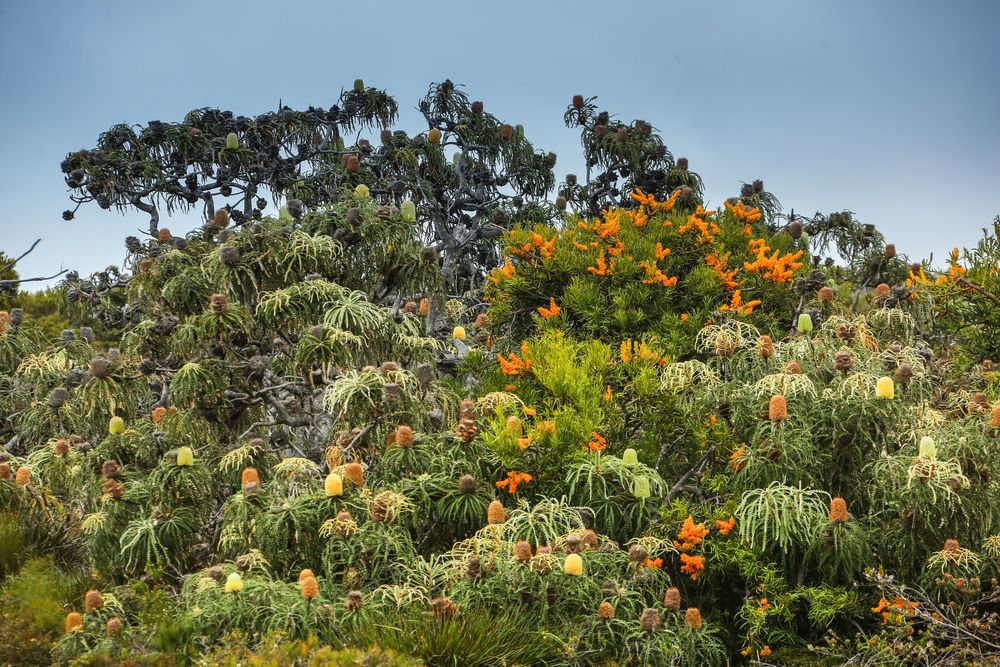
[[495, 471, 533, 494], [715, 516, 735, 535], [680, 553, 705, 580], [537, 297, 562, 318], [655, 243, 671, 260], [730, 445, 748, 473], [674, 516, 709, 551], [586, 432, 607, 453]]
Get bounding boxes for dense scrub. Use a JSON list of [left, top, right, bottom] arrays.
[[2, 83, 1000, 665]]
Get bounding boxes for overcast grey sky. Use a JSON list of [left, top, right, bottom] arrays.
[[1, 0, 998, 288]]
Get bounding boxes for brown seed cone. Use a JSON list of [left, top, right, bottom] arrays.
[[663, 587, 681, 611], [103, 479, 124, 500], [54, 439, 70, 457], [757, 335, 774, 359], [344, 462, 364, 488], [581, 529, 600, 551], [474, 313, 488, 328], [785, 360, 802, 374], [156, 228, 172, 242], [207, 565, 224, 581], [819, 286, 836, 303], [138, 257, 155, 273], [89, 358, 111, 379], [335, 510, 356, 539], [471, 100, 484, 115], [106, 617, 123, 636], [210, 293, 230, 314], [101, 459, 121, 479], [395, 425, 414, 447], [628, 544, 648, 563], [212, 208, 231, 229], [896, 363, 914, 384], [829, 497, 849, 523], [875, 283, 890, 298], [300, 576, 319, 599], [684, 607, 703, 631], [379, 361, 400, 375], [514, 540, 532, 563], [458, 474, 477, 494], [370, 491, 392, 523], [346, 590, 363, 612], [460, 399, 477, 419], [466, 556, 482, 580], [65, 611, 83, 633], [345, 154, 360, 172], [834, 350, 854, 373], [944, 538, 961, 554], [594, 124, 608, 138], [639, 607, 661, 632], [885, 244, 896, 259], [0, 462, 10, 480], [487, 499, 505, 524], [572, 94, 585, 109], [500, 124, 514, 141], [84, 590, 104, 613], [403, 300, 418, 315], [565, 535, 582, 554], [598, 601, 615, 619], [769, 395, 788, 421], [555, 196, 567, 210]]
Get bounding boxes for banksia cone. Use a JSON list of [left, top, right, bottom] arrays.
[[471, 100, 484, 114], [875, 376, 895, 399], [335, 510, 356, 539], [353, 78, 365, 92], [156, 228, 172, 242], [919, 436, 937, 459], [345, 155, 360, 172], [598, 601, 615, 619], [500, 124, 514, 141], [875, 283, 890, 299], [566, 173, 577, 186], [797, 313, 814, 334], [225, 572, 243, 592], [103, 479, 124, 500], [594, 124, 607, 138], [300, 575, 319, 599], [0, 462, 10, 480], [582, 529, 600, 551], [944, 538, 961, 554], [212, 208, 231, 228], [885, 244, 896, 259], [403, 300, 418, 315], [787, 221, 803, 239], [395, 425, 414, 447], [615, 128, 629, 143], [685, 607, 703, 631], [419, 298, 430, 316], [992, 404, 1000, 428], [176, 446, 194, 466], [48, 387, 69, 408], [207, 566, 224, 581], [347, 590, 363, 612], [432, 596, 458, 618], [757, 335, 774, 359], [628, 544, 648, 563], [896, 363, 914, 384], [819, 286, 836, 303], [835, 350, 854, 373], [555, 196, 567, 210], [622, 448, 638, 467], [572, 94, 585, 109], [466, 556, 482, 580], [488, 499, 505, 524], [370, 490, 393, 523], [633, 475, 651, 499], [565, 535, 582, 554], [458, 474, 477, 494], [106, 617, 123, 636], [84, 590, 104, 612], [219, 245, 239, 268], [663, 587, 681, 611], [241, 467, 260, 491], [829, 497, 849, 523], [453, 325, 466, 341], [138, 258, 155, 273], [677, 157, 689, 170], [428, 128, 442, 144], [514, 540, 532, 563], [225, 132, 239, 150], [474, 313, 488, 328], [564, 553, 583, 576], [65, 612, 83, 633], [769, 395, 787, 421], [785, 360, 802, 374], [344, 462, 364, 487], [102, 459, 121, 479], [210, 293, 229, 314], [54, 439, 70, 457], [109, 416, 125, 434], [15, 466, 29, 487], [639, 607, 661, 632]]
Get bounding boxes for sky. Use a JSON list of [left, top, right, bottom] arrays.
[[1, 0, 998, 289]]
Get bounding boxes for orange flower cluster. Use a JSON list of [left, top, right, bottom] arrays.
[[744, 238, 804, 283], [936, 247, 968, 285], [872, 596, 919, 624], [719, 290, 762, 316], [630, 188, 681, 213], [640, 260, 678, 287], [674, 516, 709, 552], [579, 212, 621, 240], [678, 205, 720, 244], [587, 252, 615, 276], [715, 516, 735, 535], [730, 445, 748, 473], [654, 243, 671, 260], [486, 257, 517, 284], [496, 471, 533, 494], [724, 200, 763, 223], [620, 339, 663, 365], [511, 232, 556, 260], [586, 432, 607, 453], [498, 343, 533, 376], [537, 297, 562, 318], [704, 251, 739, 290], [679, 553, 705, 580], [641, 557, 663, 569]]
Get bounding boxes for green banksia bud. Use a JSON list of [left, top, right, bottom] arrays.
[[622, 448, 638, 468], [353, 79, 364, 92], [225, 572, 243, 593], [919, 436, 937, 459], [633, 475, 651, 499], [401, 199, 416, 222], [176, 446, 194, 466], [797, 313, 813, 334], [225, 133, 239, 150], [109, 416, 125, 434], [354, 183, 370, 199]]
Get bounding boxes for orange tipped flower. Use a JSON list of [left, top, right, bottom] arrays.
[[344, 462, 364, 488], [829, 497, 849, 523], [65, 612, 83, 634], [757, 335, 774, 359], [84, 590, 104, 612], [537, 297, 562, 319], [300, 575, 319, 599], [241, 467, 260, 490], [769, 395, 787, 421], [685, 607, 703, 631], [487, 499, 506, 524]]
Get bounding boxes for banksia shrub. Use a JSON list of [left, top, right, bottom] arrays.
[[344, 462, 364, 488], [875, 376, 895, 399], [106, 617, 123, 636], [84, 590, 104, 612], [300, 575, 319, 599], [65, 612, 83, 634], [829, 497, 849, 523], [685, 607, 703, 631], [769, 395, 787, 421], [488, 499, 505, 524], [639, 607, 661, 633], [663, 587, 681, 611], [564, 553, 583, 576], [598, 601, 615, 619], [15, 466, 29, 487]]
